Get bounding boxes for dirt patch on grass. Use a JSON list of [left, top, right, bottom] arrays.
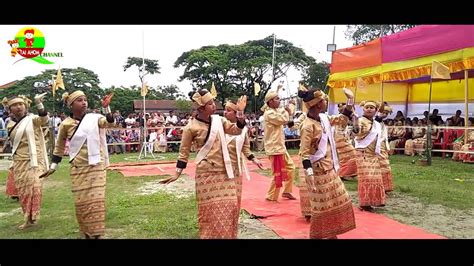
[[238, 210, 280, 239], [136, 174, 280, 238], [137, 175, 195, 198]]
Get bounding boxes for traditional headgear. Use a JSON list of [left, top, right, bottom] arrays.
[[261, 85, 284, 111], [225, 100, 238, 112], [6, 95, 31, 109], [359, 100, 381, 110], [62, 90, 86, 107], [192, 89, 214, 107], [380, 102, 393, 114], [297, 84, 327, 109]]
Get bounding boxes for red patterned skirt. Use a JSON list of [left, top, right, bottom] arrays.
[[12, 160, 44, 222], [6, 168, 18, 197], [355, 150, 386, 207], [297, 175, 311, 217], [71, 163, 107, 237], [378, 148, 394, 192], [335, 136, 358, 178], [306, 168, 356, 239], [195, 169, 239, 239]]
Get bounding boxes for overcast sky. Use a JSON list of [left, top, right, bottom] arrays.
[[1, 25, 353, 97]]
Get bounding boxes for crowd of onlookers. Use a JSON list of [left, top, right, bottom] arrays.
[[0, 107, 472, 161]]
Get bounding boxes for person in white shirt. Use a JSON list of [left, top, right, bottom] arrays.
[[124, 114, 135, 128], [165, 110, 178, 125], [258, 113, 265, 133]]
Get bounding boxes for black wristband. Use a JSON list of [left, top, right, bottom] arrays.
[[52, 155, 62, 164], [342, 108, 353, 118], [237, 120, 246, 129], [302, 159, 312, 169], [176, 160, 187, 169]]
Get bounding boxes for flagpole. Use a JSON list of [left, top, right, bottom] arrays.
[[380, 80, 384, 103], [426, 76, 433, 166], [464, 69, 469, 145], [354, 81, 358, 105], [271, 34, 276, 83], [138, 29, 154, 160], [50, 74, 56, 159], [254, 92, 257, 114], [142, 29, 147, 158]]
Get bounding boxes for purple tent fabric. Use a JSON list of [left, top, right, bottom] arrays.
[[382, 25, 474, 63]]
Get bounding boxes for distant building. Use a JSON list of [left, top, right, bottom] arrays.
[[0, 80, 18, 90]]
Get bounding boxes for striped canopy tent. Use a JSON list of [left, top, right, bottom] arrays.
[[327, 25, 474, 121]]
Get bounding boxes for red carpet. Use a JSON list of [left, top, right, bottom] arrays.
[[111, 156, 446, 239], [242, 157, 446, 239], [109, 161, 196, 177]]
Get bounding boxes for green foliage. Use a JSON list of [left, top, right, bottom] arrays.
[[154, 84, 185, 100], [123, 57, 161, 85], [0, 65, 185, 118], [0, 67, 104, 115], [175, 99, 193, 113], [104, 84, 186, 117], [345, 25, 416, 45], [174, 36, 316, 111], [301, 62, 330, 92]]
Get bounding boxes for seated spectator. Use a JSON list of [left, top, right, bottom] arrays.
[[448, 110, 465, 127], [394, 111, 405, 123], [429, 109, 444, 125]]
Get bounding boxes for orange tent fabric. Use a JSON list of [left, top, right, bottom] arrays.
[[330, 39, 382, 73]]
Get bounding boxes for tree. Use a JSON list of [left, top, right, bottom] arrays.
[[154, 84, 185, 100], [174, 35, 315, 111], [174, 44, 236, 105], [345, 25, 416, 45], [0, 67, 104, 115], [301, 61, 330, 92], [103, 86, 141, 116], [103, 84, 185, 117], [123, 57, 161, 85], [175, 99, 193, 113]]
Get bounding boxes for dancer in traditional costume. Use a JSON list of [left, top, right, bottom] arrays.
[[334, 103, 358, 181], [375, 102, 394, 193], [160, 89, 246, 239], [6, 93, 49, 229], [41, 90, 115, 239], [223, 99, 263, 211], [353, 100, 386, 211], [262, 85, 297, 202], [298, 87, 356, 239]]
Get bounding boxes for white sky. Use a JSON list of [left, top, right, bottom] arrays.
[[1, 25, 353, 97]]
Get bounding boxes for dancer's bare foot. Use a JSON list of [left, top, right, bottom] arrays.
[[282, 193, 296, 200], [18, 222, 35, 229], [265, 198, 277, 202]]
